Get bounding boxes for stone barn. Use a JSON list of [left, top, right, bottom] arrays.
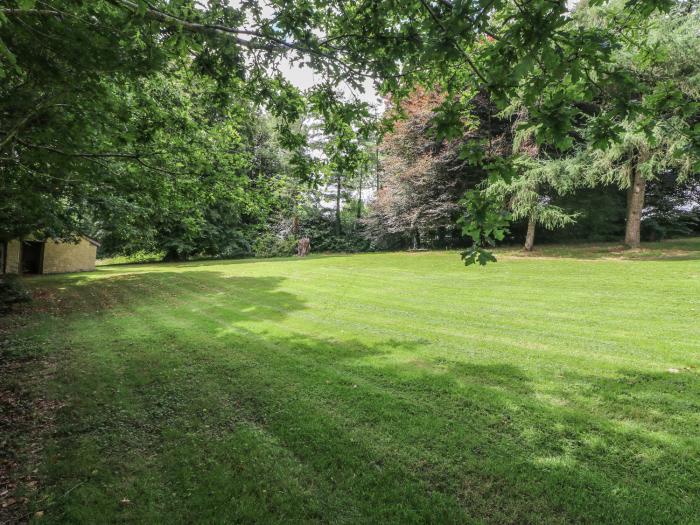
[[0, 236, 99, 275]]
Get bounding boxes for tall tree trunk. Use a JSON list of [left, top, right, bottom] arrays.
[[375, 141, 380, 192], [357, 169, 363, 219], [524, 215, 536, 251], [517, 110, 539, 253], [335, 173, 342, 234], [625, 164, 646, 248], [410, 213, 420, 249]]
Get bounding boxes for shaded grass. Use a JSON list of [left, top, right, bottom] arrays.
[[4, 239, 700, 523], [496, 236, 700, 260]]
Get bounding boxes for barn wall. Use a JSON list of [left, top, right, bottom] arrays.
[[42, 238, 97, 274], [5, 240, 21, 274]]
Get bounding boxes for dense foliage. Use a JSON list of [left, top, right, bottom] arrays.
[[0, 274, 30, 314], [364, 90, 498, 250], [0, 0, 370, 256], [1, 0, 698, 263]]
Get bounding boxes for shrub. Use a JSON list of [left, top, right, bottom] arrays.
[[298, 208, 370, 253], [642, 210, 700, 241], [252, 233, 298, 258], [0, 274, 31, 315], [97, 250, 165, 266]]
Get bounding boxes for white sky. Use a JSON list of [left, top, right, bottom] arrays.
[[226, 0, 382, 107], [277, 60, 382, 106]]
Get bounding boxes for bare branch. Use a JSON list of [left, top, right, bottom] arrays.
[[110, 0, 373, 79], [17, 140, 149, 159], [15, 139, 187, 176], [0, 8, 62, 17]]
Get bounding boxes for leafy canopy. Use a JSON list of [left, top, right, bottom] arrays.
[[2, 0, 694, 261]]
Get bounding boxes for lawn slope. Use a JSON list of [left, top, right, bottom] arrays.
[[3, 239, 700, 523]]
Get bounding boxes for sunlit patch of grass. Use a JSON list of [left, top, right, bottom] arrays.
[[4, 238, 700, 523]]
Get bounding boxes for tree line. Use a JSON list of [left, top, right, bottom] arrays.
[[0, 0, 698, 263]]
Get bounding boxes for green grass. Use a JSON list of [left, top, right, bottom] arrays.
[[5, 239, 700, 523], [497, 236, 700, 260]]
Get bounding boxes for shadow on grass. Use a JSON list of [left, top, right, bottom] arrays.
[[93, 253, 360, 272], [497, 237, 700, 262], [358, 353, 700, 523], [23, 270, 307, 326], [13, 268, 700, 523], [558, 367, 700, 436], [36, 318, 700, 523]]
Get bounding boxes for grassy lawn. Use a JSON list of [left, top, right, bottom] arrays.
[[3, 239, 700, 523]]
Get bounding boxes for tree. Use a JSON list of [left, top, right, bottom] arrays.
[[85, 69, 291, 260], [572, 1, 700, 247], [1, 1, 169, 240], [486, 157, 579, 251], [2, 0, 690, 263], [0, 1, 361, 245], [305, 88, 374, 235], [485, 111, 580, 251], [642, 171, 700, 240], [475, 0, 700, 253], [364, 89, 504, 249]]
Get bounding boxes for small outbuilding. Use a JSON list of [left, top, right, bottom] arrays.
[[0, 236, 99, 275]]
